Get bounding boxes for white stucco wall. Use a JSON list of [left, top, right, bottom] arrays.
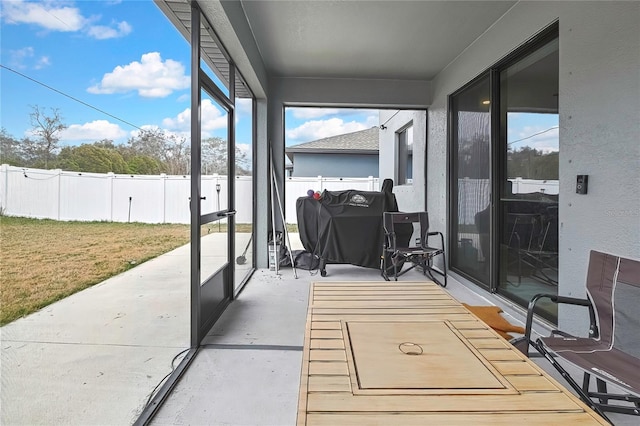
[[379, 110, 428, 213], [427, 1, 640, 333]]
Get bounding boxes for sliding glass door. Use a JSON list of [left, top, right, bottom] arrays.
[[449, 75, 492, 289], [449, 24, 559, 323]]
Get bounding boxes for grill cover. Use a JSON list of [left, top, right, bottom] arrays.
[[296, 189, 399, 269]]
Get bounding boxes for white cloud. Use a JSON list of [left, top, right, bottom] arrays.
[[8, 46, 51, 70], [87, 52, 189, 98], [162, 99, 227, 134], [87, 21, 132, 40], [237, 143, 252, 165], [1, 0, 87, 31], [34, 55, 51, 69], [162, 108, 190, 131], [1, 1, 134, 40], [201, 100, 228, 135], [286, 118, 369, 143], [60, 120, 127, 141], [235, 98, 253, 115], [363, 113, 379, 127]]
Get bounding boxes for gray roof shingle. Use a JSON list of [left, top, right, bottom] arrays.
[[286, 127, 379, 153]]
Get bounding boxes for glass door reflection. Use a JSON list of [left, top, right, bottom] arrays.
[[498, 37, 559, 323]]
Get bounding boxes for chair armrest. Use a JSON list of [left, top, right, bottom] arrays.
[[383, 231, 396, 250], [514, 293, 598, 357], [426, 231, 445, 250], [548, 295, 598, 339]]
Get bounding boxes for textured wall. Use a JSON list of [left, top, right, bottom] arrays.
[[379, 110, 428, 213], [427, 1, 640, 333]]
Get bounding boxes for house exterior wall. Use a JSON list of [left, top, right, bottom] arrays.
[[291, 153, 378, 178], [427, 1, 640, 334], [379, 110, 427, 212]]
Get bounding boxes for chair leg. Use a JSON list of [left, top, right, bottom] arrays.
[[582, 372, 591, 395], [596, 378, 609, 405], [423, 253, 447, 288], [441, 250, 447, 287], [390, 253, 399, 281], [532, 339, 611, 423], [393, 258, 398, 281], [381, 253, 390, 281]]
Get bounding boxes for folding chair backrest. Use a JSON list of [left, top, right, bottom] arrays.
[[612, 255, 640, 358], [417, 212, 431, 250], [540, 206, 558, 251], [383, 212, 425, 249], [587, 250, 640, 357]]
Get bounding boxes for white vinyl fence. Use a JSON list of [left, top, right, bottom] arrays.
[[0, 165, 380, 225], [284, 176, 379, 223], [1, 165, 557, 225]]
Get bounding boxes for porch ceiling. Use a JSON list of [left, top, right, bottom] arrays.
[[238, 0, 516, 80], [158, 1, 517, 85]]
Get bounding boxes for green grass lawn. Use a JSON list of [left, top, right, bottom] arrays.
[[0, 217, 195, 325]]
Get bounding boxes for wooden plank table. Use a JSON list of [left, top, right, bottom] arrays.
[[297, 281, 608, 425]]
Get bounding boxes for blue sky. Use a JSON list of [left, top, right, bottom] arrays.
[[2, 0, 190, 143], [0, 0, 379, 154], [1, 0, 556, 155], [508, 112, 559, 153], [285, 107, 379, 147]]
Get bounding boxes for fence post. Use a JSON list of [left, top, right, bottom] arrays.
[[1, 164, 8, 214], [56, 169, 62, 220], [161, 173, 167, 224], [107, 172, 115, 222]]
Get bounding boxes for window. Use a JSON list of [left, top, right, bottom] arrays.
[[397, 124, 413, 185]]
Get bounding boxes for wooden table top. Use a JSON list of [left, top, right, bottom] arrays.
[[297, 281, 608, 425]]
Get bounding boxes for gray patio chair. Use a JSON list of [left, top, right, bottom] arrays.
[[513, 250, 640, 420], [381, 211, 447, 287]]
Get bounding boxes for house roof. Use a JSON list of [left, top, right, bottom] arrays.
[[285, 127, 379, 161]]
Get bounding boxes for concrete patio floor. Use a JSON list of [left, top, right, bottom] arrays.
[[1, 234, 635, 425]]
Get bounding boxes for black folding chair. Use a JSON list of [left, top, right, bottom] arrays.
[[381, 211, 447, 287], [509, 206, 559, 286]]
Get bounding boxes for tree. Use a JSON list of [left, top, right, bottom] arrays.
[[458, 135, 490, 179], [28, 105, 67, 168], [507, 147, 558, 180], [164, 133, 190, 175], [126, 128, 189, 175], [201, 136, 250, 176], [0, 128, 24, 166], [126, 155, 166, 175], [57, 143, 129, 174], [19, 137, 47, 168]]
